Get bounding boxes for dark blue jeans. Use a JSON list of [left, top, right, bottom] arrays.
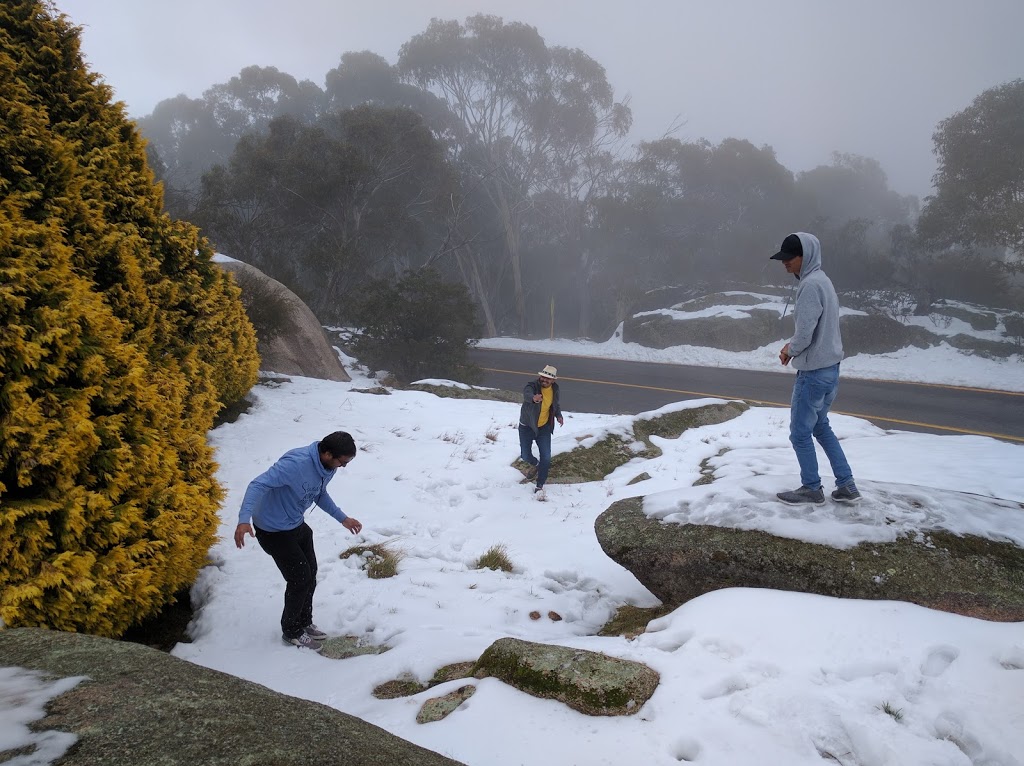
[[789, 364, 854, 491], [519, 421, 553, 488], [255, 522, 317, 639]]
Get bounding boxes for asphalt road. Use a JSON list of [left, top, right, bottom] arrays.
[[469, 348, 1024, 443]]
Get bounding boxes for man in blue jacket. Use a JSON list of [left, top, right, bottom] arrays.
[[519, 364, 564, 498], [770, 233, 861, 505], [234, 431, 362, 651]]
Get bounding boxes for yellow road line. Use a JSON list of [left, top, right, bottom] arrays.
[[482, 366, 1024, 443]]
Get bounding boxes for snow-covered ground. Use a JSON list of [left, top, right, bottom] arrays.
[[5, 333, 1023, 765]]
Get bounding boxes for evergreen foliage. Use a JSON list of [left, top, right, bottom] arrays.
[[0, 1, 259, 637], [350, 270, 482, 384]]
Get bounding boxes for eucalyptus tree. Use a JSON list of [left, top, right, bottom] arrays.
[[137, 66, 325, 213], [195, 106, 458, 324], [398, 14, 631, 335], [919, 78, 1024, 259]]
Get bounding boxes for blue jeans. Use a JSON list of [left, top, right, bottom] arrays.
[[519, 421, 553, 488], [789, 364, 854, 491]]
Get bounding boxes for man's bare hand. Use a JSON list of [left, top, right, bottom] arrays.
[[533, 393, 542, 402], [779, 343, 792, 366], [234, 523, 254, 549], [342, 517, 363, 535]]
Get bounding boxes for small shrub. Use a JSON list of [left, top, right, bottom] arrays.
[[1004, 313, 1024, 348], [339, 543, 403, 579], [350, 269, 484, 384], [473, 544, 514, 572]]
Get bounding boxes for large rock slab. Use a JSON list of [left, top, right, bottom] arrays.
[[216, 258, 349, 382], [0, 628, 464, 766], [595, 495, 1024, 621], [472, 637, 659, 716]]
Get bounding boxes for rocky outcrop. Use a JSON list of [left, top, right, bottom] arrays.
[[595, 496, 1024, 621], [0, 628, 464, 766], [216, 258, 350, 382], [472, 637, 659, 716]]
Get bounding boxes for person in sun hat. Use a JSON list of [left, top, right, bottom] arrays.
[[769, 233, 860, 506], [519, 364, 564, 496], [233, 431, 363, 651]]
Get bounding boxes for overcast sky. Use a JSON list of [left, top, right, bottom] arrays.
[[57, 0, 1024, 200]]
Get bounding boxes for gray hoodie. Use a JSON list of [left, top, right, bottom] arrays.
[[787, 232, 844, 371]]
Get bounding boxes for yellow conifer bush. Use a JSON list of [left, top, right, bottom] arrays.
[[0, 1, 259, 637]]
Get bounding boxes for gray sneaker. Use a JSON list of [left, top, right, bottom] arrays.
[[283, 633, 323, 652], [777, 486, 825, 505], [831, 484, 862, 503], [304, 623, 328, 641]]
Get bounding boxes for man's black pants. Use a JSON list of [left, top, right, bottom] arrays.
[[254, 522, 317, 639]]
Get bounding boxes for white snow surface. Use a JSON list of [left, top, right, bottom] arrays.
[[4, 298, 1024, 766]]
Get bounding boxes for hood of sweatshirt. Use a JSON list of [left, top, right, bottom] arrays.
[[795, 232, 822, 281]]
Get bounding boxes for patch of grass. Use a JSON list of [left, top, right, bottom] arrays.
[[473, 544, 515, 572], [597, 604, 674, 639], [339, 542, 403, 579], [879, 701, 904, 722]]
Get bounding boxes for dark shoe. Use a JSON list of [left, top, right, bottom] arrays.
[[776, 486, 825, 505], [525, 465, 538, 481], [283, 633, 323, 652], [304, 623, 328, 641], [831, 484, 862, 503]]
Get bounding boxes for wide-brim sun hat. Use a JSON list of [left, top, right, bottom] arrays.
[[537, 365, 558, 379]]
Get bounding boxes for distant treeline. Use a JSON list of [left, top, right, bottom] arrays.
[[138, 15, 1024, 339]]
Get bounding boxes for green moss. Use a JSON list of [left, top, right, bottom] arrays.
[[597, 604, 673, 638]]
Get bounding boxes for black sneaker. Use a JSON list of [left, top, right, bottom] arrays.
[[831, 484, 862, 503], [776, 486, 825, 505], [283, 633, 323, 652]]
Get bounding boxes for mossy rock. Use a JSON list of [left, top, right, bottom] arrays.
[[373, 661, 476, 699], [0, 629, 464, 766], [320, 635, 391, 660], [597, 604, 673, 638], [623, 310, 791, 352], [944, 334, 1020, 360], [839, 314, 936, 355], [472, 637, 659, 716], [933, 305, 998, 331], [595, 496, 1024, 621], [550, 402, 747, 483], [415, 685, 477, 724], [673, 292, 765, 311], [407, 383, 521, 403]]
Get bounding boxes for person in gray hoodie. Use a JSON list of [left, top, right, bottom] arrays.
[[770, 233, 860, 505], [234, 431, 363, 650]]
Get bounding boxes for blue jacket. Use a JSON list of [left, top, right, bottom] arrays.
[[788, 232, 844, 371], [238, 441, 348, 531]]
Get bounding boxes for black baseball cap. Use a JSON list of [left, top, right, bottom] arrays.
[[770, 234, 803, 261]]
